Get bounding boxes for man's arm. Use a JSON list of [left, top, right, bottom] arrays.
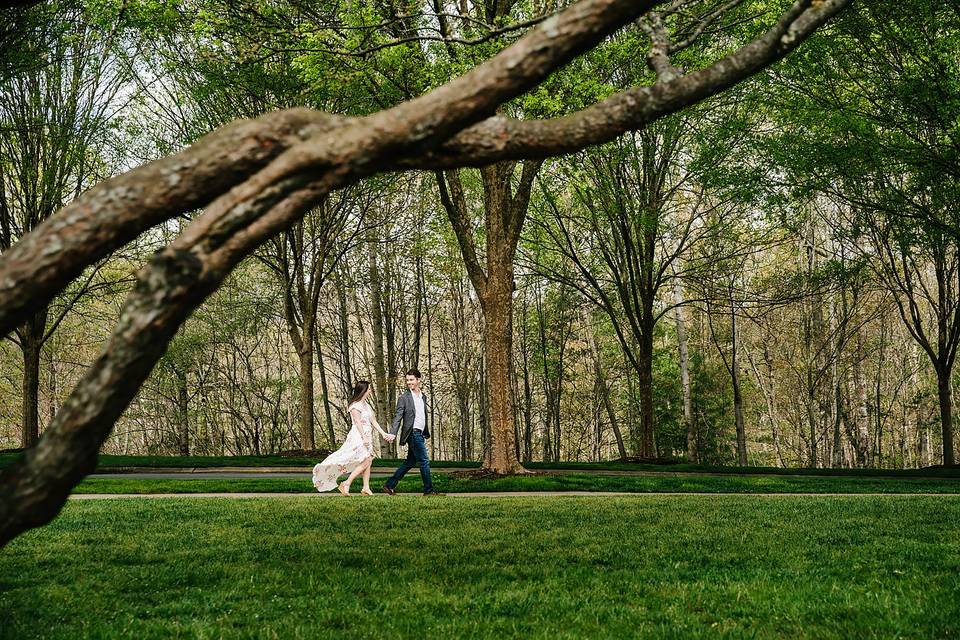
[[390, 394, 405, 435]]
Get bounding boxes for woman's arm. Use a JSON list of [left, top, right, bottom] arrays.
[[372, 414, 395, 440], [349, 406, 363, 428]]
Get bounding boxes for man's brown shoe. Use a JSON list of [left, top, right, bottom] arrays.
[[383, 485, 396, 495]]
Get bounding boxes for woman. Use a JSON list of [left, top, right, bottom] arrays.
[[312, 380, 395, 495]]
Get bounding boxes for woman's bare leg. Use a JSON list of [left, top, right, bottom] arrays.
[[344, 458, 369, 491], [362, 457, 374, 493]]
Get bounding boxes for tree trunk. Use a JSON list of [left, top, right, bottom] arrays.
[[298, 332, 315, 451], [806, 381, 819, 468], [831, 368, 844, 468], [520, 300, 534, 462], [851, 330, 870, 466], [336, 269, 353, 398], [673, 284, 696, 463], [481, 271, 523, 474], [175, 367, 190, 455], [20, 333, 41, 449], [437, 160, 540, 473], [730, 296, 746, 466], [19, 308, 46, 449], [427, 310, 436, 458], [368, 236, 393, 455], [458, 389, 471, 461], [732, 360, 746, 466], [637, 319, 655, 459], [314, 338, 336, 449], [536, 288, 564, 463], [383, 265, 399, 458], [937, 369, 956, 466]]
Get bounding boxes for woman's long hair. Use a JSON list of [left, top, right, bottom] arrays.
[[349, 380, 371, 405]]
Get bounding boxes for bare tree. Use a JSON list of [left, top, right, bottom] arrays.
[[257, 194, 358, 451], [864, 215, 960, 467], [0, 6, 126, 448]]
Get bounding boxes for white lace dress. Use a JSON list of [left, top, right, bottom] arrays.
[[312, 401, 377, 492]]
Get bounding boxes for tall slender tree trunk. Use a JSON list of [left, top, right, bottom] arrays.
[[383, 267, 399, 458], [851, 331, 870, 466], [425, 271, 436, 457], [367, 236, 393, 455], [520, 299, 534, 462], [936, 369, 956, 466], [637, 313, 655, 459], [732, 360, 746, 465], [44, 348, 59, 429], [175, 367, 190, 455], [21, 339, 41, 449], [831, 367, 844, 468], [746, 339, 785, 467], [537, 289, 553, 462], [19, 308, 46, 449], [332, 269, 353, 399], [673, 282, 696, 463], [730, 294, 746, 466], [298, 326, 315, 451], [458, 390, 471, 461], [314, 338, 336, 449], [806, 382, 819, 468]]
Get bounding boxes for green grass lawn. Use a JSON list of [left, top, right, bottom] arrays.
[[73, 473, 960, 495], [2, 496, 958, 639], [3, 452, 959, 477]]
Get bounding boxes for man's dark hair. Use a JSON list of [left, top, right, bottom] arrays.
[[406, 368, 421, 379]]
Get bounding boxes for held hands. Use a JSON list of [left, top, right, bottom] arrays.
[[382, 432, 396, 442]]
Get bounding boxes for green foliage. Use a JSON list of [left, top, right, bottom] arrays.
[[756, 0, 960, 236]]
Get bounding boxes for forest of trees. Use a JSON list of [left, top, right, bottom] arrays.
[[2, 0, 956, 486]]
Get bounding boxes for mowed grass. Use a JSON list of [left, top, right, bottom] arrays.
[[72, 473, 960, 495], [0, 453, 479, 471], [1, 496, 959, 639], [3, 453, 960, 477]]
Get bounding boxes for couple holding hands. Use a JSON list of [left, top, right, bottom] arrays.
[[312, 368, 439, 496]]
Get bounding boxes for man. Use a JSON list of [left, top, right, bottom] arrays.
[[383, 368, 440, 495]]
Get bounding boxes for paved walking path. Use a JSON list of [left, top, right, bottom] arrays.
[[69, 491, 960, 499]]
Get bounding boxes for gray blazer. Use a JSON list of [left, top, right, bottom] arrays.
[[389, 390, 430, 446]]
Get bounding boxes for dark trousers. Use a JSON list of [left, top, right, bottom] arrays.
[[385, 430, 433, 493]]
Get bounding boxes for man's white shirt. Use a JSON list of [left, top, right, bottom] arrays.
[[411, 390, 426, 431]]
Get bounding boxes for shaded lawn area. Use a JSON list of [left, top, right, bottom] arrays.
[[3, 452, 960, 477], [72, 473, 960, 494], [1, 496, 958, 639]]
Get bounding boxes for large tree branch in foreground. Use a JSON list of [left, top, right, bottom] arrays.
[[0, 180, 325, 547], [0, 110, 344, 336], [0, 0, 659, 337], [0, 0, 852, 547], [0, 0, 851, 340]]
